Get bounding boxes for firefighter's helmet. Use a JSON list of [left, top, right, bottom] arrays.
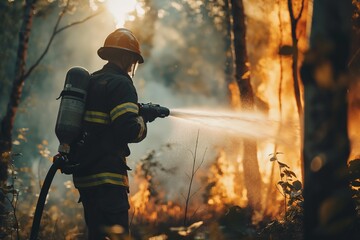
[[97, 28, 144, 63]]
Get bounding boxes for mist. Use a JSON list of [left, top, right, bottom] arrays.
[[5, 0, 234, 206], [0, 0, 297, 207]]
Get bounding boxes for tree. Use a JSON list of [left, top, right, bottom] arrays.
[[300, 0, 357, 239], [0, 0, 101, 229], [282, 0, 306, 180], [230, 0, 262, 211]]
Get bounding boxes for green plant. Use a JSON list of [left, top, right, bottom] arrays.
[[269, 152, 303, 220], [258, 153, 304, 240]]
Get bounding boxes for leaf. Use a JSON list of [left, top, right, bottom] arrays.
[[284, 182, 293, 191], [292, 180, 303, 190], [283, 169, 297, 178], [270, 157, 277, 162], [277, 161, 290, 169], [279, 45, 294, 56], [290, 191, 302, 198], [290, 171, 297, 178]]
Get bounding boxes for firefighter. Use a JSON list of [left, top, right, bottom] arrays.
[[70, 28, 155, 239]]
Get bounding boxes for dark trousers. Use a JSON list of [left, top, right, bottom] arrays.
[[78, 185, 130, 240]]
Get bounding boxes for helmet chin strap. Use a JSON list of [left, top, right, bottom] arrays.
[[129, 62, 139, 78]]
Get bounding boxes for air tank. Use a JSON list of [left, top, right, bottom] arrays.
[[55, 67, 90, 154]]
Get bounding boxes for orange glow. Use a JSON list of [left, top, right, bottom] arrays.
[[128, 0, 310, 223]]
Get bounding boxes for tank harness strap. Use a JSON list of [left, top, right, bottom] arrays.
[[56, 90, 86, 100]]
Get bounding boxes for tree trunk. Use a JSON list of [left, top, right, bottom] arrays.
[[287, 0, 305, 182], [224, 0, 242, 110], [287, 0, 304, 119], [0, 0, 36, 157], [230, 0, 262, 210], [301, 0, 357, 239], [0, 0, 36, 227]]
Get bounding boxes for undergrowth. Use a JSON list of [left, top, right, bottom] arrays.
[[1, 147, 360, 239]]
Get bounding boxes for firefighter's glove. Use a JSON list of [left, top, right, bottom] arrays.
[[138, 103, 170, 123], [52, 153, 68, 170], [53, 153, 65, 163]]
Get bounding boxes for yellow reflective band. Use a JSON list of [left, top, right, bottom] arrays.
[[74, 172, 129, 188], [110, 102, 139, 122], [84, 111, 110, 124]]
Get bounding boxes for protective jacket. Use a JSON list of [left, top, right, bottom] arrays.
[[72, 62, 147, 189]]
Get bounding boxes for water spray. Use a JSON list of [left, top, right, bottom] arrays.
[[30, 100, 296, 239], [168, 108, 299, 143]]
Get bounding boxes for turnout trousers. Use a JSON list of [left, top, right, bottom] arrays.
[[78, 184, 130, 240]]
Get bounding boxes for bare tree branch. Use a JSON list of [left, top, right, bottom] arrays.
[[56, 10, 103, 34], [24, 6, 103, 80], [288, 0, 305, 24], [194, 147, 207, 175], [183, 130, 200, 226], [295, 0, 305, 22]]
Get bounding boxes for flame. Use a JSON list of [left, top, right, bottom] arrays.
[[130, 164, 183, 223], [228, 81, 241, 109], [124, 0, 358, 224], [220, 1, 306, 219], [206, 150, 247, 212], [131, 181, 150, 214], [105, 0, 144, 28]]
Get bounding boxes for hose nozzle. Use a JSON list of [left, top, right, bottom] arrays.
[[138, 103, 170, 122], [156, 105, 170, 118]]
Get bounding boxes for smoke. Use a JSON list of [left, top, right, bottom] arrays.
[[5, 0, 309, 216], [4, 0, 232, 208], [125, 0, 232, 198]]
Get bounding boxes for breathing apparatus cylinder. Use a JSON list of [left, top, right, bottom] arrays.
[[55, 67, 90, 154]]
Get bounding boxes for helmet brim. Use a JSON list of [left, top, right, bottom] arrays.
[[97, 47, 144, 64]]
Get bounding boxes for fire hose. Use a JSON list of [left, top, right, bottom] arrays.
[[29, 103, 170, 239], [29, 155, 66, 240]]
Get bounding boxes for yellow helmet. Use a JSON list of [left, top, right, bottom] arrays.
[[97, 28, 144, 63]]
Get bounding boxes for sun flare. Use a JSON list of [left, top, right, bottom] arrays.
[[105, 0, 144, 27]]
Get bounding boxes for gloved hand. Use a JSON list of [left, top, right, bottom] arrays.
[[138, 103, 170, 123], [53, 153, 66, 163]]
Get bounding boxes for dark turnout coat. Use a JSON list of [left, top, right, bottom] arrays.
[[71, 62, 147, 189]]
